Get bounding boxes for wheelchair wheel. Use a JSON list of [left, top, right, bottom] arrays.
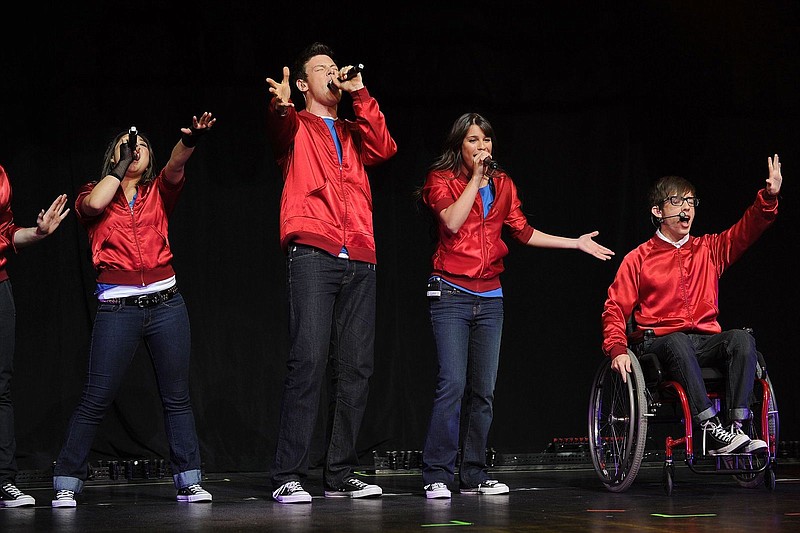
[[735, 375, 779, 489], [588, 350, 648, 492]]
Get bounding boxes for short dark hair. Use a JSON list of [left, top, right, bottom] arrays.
[[292, 42, 336, 83], [648, 175, 696, 208]]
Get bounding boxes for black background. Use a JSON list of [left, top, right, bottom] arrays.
[[1, 0, 797, 473]]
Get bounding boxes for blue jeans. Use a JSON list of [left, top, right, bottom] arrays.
[[270, 244, 376, 490], [53, 292, 203, 492], [642, 329, 758, 423], [0, 280, 18, 485], [422, 286, 503, 489]]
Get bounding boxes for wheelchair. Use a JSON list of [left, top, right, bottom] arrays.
[[587, 327, 779, 495]]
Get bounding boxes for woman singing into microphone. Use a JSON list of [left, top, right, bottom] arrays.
[[414, 112, 614, 499]]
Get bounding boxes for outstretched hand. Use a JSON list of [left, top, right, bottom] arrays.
[[180, 111, 216, 147], [35, 194, 70, 236], [766, 153, 782, 196], [577, 231, 615, 261], [266, 66, 294, 115]]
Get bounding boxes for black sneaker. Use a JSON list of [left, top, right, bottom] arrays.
[[701, 417, 750, 455], [324, 478, 382, 499], [51, 489, 77, 508], [272, 480, 312, 504], [0, 482, 35, 507], [460, 479, 509, 495], [176, 483, 212, 503]]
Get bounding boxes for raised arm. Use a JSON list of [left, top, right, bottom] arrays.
[[164, 111, 216, 185]]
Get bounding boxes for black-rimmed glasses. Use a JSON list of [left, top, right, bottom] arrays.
[[663, 195, 700, 207]]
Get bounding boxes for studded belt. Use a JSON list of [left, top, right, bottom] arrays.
[[100, 284, 179, 308]]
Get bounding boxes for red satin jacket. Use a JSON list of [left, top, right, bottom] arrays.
[[0, 164, 22, 283], [601, 189, 778, 359], [75, 168, 183, 286], [422, 169, 535, 293], [265, 87, 397, 264]]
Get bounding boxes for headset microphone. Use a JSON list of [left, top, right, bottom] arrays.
[[661, 212, 690, 223]]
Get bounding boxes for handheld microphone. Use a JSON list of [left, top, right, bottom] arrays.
[[483, 156, 499, 173], [341, 63, 364, 81], [328, 64, 364, 89], [127, 126, 138, 150]]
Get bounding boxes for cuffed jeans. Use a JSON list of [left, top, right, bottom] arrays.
[[0, 280, 18, 485], [422, 286, 503, 489], [53, 292, 203, 493], [270, 244, 376, 490], [642, 329, 758, 423]]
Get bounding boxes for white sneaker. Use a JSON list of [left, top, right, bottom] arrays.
[[424, 482, 451, 499], [460, 479, 509, 495], [52, 489, 77, 508]]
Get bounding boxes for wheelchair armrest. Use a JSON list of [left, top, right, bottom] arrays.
[[637, 352, 663, 387], [627, 328, 655, 345]]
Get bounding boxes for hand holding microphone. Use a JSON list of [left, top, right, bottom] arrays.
[[328, 63, 364, 90], [482, 155, 500, 176], [110, 129, 137, 181]]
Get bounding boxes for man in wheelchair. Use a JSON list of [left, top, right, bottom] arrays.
[[601, 155, 782, 456]]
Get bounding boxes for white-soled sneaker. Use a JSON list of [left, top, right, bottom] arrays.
[[272, 480, 312, 504], [460, 479, 509, 495], [424, 482, 451, 499], [0, 483, 35, 507], [324, 478, 382, 499], [730, 422, 769, 453], [177, 483, 212, 502], [52, 489, 77, 508], [702, 417, 750, 455]]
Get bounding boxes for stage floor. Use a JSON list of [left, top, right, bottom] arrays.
[[2, 461, 799, 532]]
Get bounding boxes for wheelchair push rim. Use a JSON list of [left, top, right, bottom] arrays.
[[588, 352, 648, 492]]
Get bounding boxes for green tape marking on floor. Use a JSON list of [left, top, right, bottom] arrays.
[[421, 520, 474, 527]]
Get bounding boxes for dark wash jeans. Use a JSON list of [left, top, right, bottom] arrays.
[[422, 285, 504, 489], [0, 280, 18, 485], [270, 244, 376, 490], [640, 329, 758, 423], [53, 292, 203, 492]]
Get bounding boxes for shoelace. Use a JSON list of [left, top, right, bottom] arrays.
[[55, 490, 74, 499], [705, 421, 735, 444], [346, 479, 369, 489], [3, 484, 24, 498], [284, 481, 304, 493], [184, 484, 204, 493], [427, 483, 447, 490]]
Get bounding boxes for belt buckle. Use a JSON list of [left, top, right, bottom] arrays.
[[134, 295, 151, 308]]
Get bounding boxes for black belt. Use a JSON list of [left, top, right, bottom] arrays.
[[101, 285, 179, 308]]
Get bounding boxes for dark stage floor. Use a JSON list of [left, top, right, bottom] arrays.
[[2, 461, 799, 532]]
